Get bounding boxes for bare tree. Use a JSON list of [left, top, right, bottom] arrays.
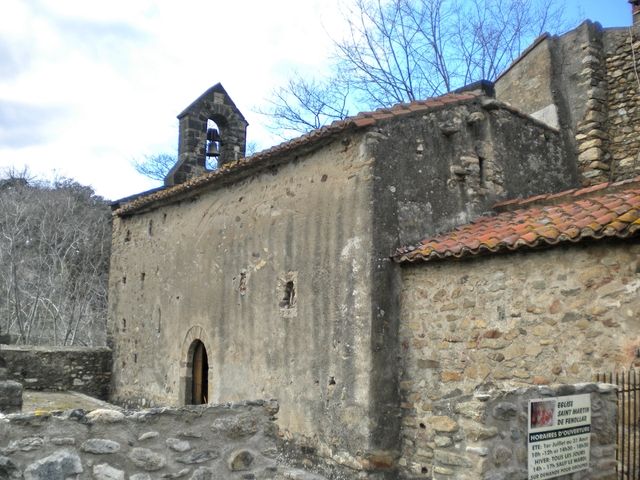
[[263, 0, 565, 134], [258, 76, 351, 138], [132, 153, 176, 182], [133, 144, 263, 183], [0, 171, 111, 346]]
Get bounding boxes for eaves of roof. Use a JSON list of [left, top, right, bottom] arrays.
[[394, 177, 640, 263]]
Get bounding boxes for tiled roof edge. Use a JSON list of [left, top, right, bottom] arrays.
[[393, 177, 640, 264], [113, 132, 344, 217], [395, 227, 640, 264]]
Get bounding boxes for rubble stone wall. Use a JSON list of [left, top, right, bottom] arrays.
[[424, 384, 615, 480], [0, 346, 111, 399], [604, 26, 640, 181], [0, 400, 330, 480], [398, 240, 637, 477]]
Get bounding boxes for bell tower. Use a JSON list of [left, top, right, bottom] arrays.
[[165, 83, 248, 187]]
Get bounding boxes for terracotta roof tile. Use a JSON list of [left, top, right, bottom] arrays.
[[114, 91, 483, 216], [353, 117, 377, 127], [394, 178, 640, 263]]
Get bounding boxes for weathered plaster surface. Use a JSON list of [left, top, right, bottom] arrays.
[[109, 135, 377, 464], [495, 37, 558, 125], [369, 101, 575, 246]]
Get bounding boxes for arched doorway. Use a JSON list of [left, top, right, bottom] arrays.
[[189, 340, 209, 405]]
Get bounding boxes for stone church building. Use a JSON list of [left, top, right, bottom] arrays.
[[108, 9, 640, 479]]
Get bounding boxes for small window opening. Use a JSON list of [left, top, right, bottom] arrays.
[[205, 119, 221, 170], [124, 229, 131, 242], [122, 318, 126, 332], [328, 376, 336, 386], [239, 271, 247, 295], [140, 272, 145, 283], [122, 276, 127, 285], [478, 156, 485, 184], [148, 220, 153, 236], [421, 467, 428, 474], [134, 353, 137, 363], [419, 423, 426, 429], [280, 280, 296, 308], [157, 307, 162, 334]]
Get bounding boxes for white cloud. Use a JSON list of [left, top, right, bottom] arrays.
[[0, 0, 631, 200], [0, 0, 348, 199]]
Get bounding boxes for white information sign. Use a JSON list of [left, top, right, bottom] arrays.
[[528, 394, 591, 480]]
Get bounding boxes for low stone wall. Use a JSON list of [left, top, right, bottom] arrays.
[[0, 400, 323, 480], [0, 381, 22, 413], [0, 345, 111, 399], [425, 383, 616, 479]]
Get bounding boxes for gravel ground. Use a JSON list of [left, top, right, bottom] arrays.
[[21, 390, 122, 413]]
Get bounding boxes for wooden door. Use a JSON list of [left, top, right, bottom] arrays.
[[191, 341, 209, 404]]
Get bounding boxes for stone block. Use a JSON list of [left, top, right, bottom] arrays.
[[428, 416, 459, 432], [578, 147, 604, 163], [23, 450, 83, 480]]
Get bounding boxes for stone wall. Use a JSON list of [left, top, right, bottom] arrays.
[[370, 99, 575, 246], [604, 26, 640, 181], [495, 21, 608, 185], [494, 35, 558, 127], [495, 21, 640, 186], [570, 23, 610, 185], [0, 381, 22, 413], [0, 346, 111, 399], [398, 239, 638, 477], [0, 400, 324, 480]]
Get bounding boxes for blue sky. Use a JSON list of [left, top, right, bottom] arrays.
[[569, 0, 633, 28], [0, 0, 635, 200]]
